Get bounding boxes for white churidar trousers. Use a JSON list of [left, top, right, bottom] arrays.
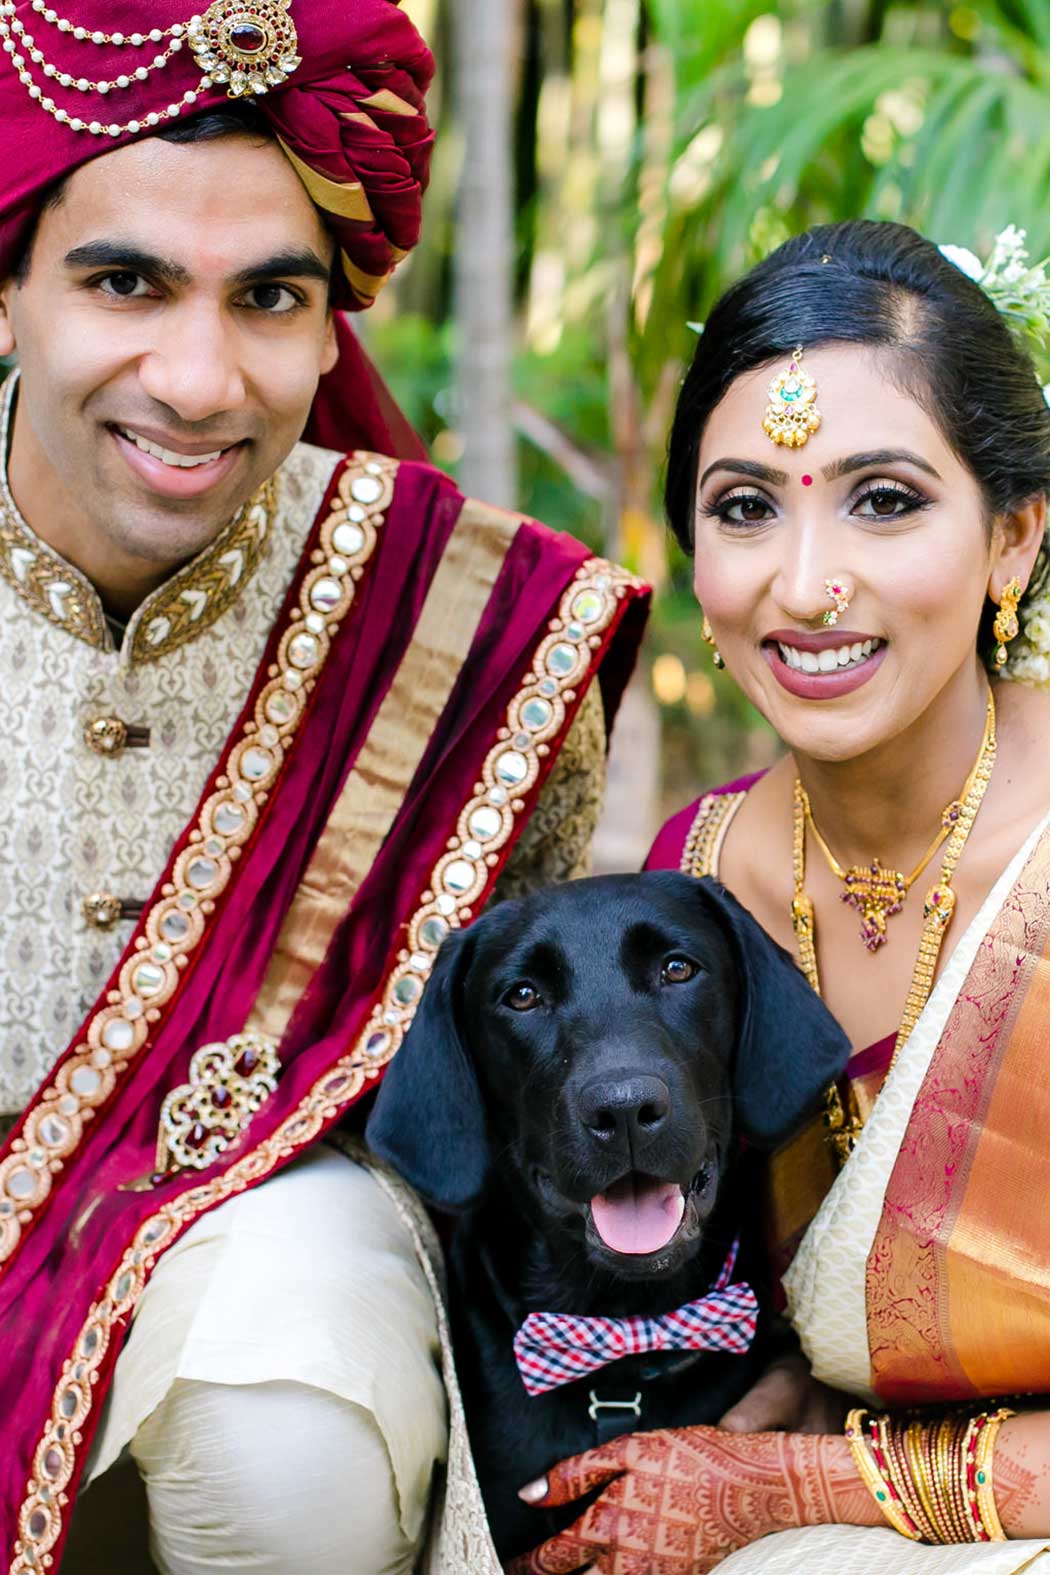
[[85, 1144, 449, 1575]]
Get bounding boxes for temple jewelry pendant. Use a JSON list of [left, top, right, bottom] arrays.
[[841, 858, 908, 950], [188, 0, 301, 97], [762, 347, 821, 448]]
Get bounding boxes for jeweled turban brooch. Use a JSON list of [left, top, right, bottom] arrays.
[[0, 0, 300, 137]]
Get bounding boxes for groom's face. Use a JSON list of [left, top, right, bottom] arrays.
[[0, 131, 339, 565]]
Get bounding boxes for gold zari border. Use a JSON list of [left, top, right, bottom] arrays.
[[247, 497, 521, 1039], [9, 556, 641, 1575], [0, 456, 397, 1271], [680, 791, 746, 880]]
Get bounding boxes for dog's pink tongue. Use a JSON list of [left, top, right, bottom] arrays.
[[590, 1174, 686, 1255]]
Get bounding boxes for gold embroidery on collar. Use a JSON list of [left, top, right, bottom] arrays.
[[0, 372, 277, 663], [127, 476, 277, 664]]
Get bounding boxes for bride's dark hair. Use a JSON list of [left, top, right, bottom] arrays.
[[666, 220, 1050, 573]]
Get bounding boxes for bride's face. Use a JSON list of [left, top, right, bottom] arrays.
[[692, 343, 1000, 762]]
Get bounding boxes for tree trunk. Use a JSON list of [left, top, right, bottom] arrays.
[[452, 0, 518, 507]]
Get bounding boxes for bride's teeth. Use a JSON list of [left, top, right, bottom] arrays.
[[122, 428, 224, 468], [776, 635, 884, 675]]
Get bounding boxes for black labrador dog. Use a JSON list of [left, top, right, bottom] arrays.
[[367, 871, 849, 1561]]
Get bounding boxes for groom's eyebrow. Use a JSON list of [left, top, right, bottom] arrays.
[[698, 458, 789, 489]]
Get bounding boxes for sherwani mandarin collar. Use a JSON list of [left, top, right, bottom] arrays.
[[0, 373, 276, 668]]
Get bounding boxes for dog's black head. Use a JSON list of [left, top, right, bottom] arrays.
[[368, 872, 848, 1281]]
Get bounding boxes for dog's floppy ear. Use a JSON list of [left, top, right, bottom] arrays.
[[365, 924, 490, 1211], [691, 875, 850, 1149]]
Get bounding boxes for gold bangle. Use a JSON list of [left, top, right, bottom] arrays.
[[845, 1409, 922, 1540], [906, 1420, 945, 1541], [934, 1415, 970, 1544], [880, 1416, 935, 1542], [974, 1408, 1015, 1542]]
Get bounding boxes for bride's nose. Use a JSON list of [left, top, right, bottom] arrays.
[[772, 542, 837, 628]]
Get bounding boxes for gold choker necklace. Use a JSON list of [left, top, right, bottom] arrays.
[[791, 687, 998, 1159]]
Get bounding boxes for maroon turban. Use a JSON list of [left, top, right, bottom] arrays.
[[0, 0, 435, 455]]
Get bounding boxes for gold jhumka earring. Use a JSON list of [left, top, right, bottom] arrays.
[[701, 616, 724, 669], [762, 347, 821, 448], [992, 577, 1023, 669]]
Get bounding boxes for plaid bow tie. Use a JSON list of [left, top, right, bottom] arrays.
[[513, 1238, 758, 1397]]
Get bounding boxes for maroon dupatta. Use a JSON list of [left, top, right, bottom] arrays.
[[1, 452, 648, 1570]]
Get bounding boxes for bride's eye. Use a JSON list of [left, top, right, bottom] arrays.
[[705, 490, 775, 526], [852, 482, 928, 520]]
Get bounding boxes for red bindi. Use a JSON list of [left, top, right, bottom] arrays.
[[801, 474, 813, 486]]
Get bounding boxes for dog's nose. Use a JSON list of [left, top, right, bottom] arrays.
[[576, 1075, 671, 1146]]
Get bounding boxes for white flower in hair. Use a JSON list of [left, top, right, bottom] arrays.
[[940, 224, 1050, 354], [938, 243, 983, 282]]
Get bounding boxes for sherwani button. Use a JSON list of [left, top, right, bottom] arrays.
[[81, 893, 143, 929], [83, 716, 129, 756], [83, 717, 150, 756]]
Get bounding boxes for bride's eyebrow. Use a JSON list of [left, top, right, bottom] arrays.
[[698, 458, 788, 488], [822, 449, 942, 481]]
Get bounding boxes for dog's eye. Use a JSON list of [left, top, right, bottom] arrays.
[[661, 956, 697, 985], [505, 983, 541, 1012]]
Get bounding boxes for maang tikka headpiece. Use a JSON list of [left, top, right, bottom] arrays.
[[762, 346, 821, 449]]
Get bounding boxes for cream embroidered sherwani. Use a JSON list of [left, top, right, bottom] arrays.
[[0, 431, 605, 1575]]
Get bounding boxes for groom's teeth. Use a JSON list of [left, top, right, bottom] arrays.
[[776, 638, 882, 675], [121, 428, 225, 468]]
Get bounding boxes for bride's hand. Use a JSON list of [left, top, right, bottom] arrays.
[[504, 1425, 878, 1575], [718, 1351, 850, 1436]]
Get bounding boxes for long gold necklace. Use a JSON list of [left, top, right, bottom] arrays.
[[791, 687, 998, 1161]]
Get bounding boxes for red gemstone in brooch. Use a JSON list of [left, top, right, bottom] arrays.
[[188, 0, 301, 98]]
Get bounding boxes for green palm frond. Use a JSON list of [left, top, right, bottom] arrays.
[[631, 26, 1050, 391]]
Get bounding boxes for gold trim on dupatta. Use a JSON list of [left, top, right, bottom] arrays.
[[247, 497, 523, 1038]]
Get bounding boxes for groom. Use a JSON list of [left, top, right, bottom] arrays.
[[0, 5, 648, 1570]]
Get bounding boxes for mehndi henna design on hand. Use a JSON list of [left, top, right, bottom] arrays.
[[506, 1427, 880, 1575], [991, 1430, 1040, 1536]]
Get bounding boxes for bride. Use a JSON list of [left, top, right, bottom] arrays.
[[508, 219, 1050, 1572]]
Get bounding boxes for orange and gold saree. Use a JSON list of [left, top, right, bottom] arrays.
[[652, 789, 1050, 1572]]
